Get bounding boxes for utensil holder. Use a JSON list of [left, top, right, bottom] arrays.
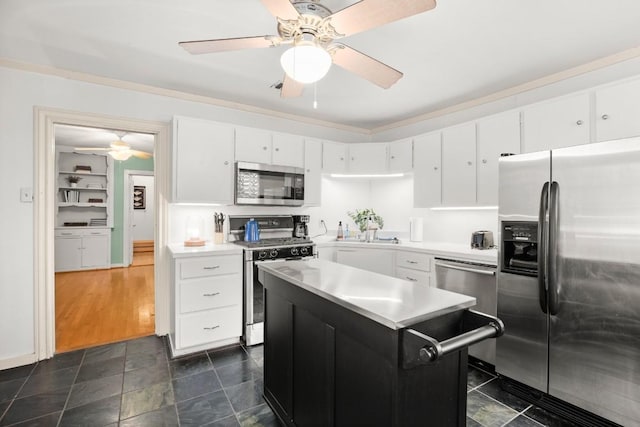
[[214, 232, 224, 244]]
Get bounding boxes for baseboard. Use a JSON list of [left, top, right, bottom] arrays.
[[0, 353, 38, 370]]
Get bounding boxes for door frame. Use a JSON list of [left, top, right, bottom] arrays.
[[123, 170, 154, 267], [35, 107, 170, 359]]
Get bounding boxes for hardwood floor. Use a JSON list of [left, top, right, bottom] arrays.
[[55, 254, 155, 353]]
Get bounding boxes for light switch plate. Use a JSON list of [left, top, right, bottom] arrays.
[[20, 187, 33, 202]]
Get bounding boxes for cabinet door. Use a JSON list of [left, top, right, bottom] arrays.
[[235, 126, 272, 164], [172, 117, 235, 204], [348, 143, 388, 174], [322, 141, 347, 173], [55, 237, 82, 271], [595, 78, 640, 142], [388, 139, 413, 172], [81, 235, 110, 268], [336, 248, 394, 276], [442, 123, 477, 206], [272, 133, 304, 168], [476, 111, 521, 205], [413, 132, 442, 208], [304, 139, 322, 206], [522, 93, 590, 153]]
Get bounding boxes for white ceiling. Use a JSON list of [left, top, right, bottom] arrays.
[[55, 124, 155, 152], [2, 0, 640, 131]]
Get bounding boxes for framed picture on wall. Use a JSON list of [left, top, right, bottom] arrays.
[[133, 185, 146, 210]]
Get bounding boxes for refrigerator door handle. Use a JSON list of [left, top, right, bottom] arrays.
[[548, 181, 560, 315], [538, 181, 550, 313]]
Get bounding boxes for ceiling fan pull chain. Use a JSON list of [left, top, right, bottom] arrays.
[[313, 82, 318, 109]]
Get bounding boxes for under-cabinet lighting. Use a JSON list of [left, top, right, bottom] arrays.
[[173, 203, 222, 207], [430, 206, 498, 211], [330, 173, 405, 178]]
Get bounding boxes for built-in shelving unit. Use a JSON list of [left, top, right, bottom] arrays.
[[54, 148, 114, 271]]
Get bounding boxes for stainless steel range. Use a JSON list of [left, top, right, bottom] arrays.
[[229, 215, 316, 346]]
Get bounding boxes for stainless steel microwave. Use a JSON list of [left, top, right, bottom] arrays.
[[235, 162, 305, 206]]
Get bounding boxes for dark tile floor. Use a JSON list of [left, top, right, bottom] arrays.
[[0, 336, 577, 426]]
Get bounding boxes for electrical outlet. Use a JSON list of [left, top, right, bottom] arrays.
[[20, 187, 33, 203]]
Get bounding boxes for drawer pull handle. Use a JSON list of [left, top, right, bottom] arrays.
[[203, 266, 220, 270], [90, 232, 101, 235], [61, 233, 72, 235], [203, 292, 220, 297], [406, 277, 418, 282], [406, 260, 419, 264], [203, 325, 220, 331]]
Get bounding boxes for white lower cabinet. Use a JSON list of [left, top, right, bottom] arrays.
[[170, 252, 242, 357], [394, 250, 433, 287], [54, 228, 110, 272], [336, 248, 394, 277]]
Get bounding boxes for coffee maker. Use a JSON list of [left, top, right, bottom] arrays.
[[292, 215, 310, 239]]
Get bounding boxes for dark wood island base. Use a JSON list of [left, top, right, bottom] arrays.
[[259, 263, 503, 427]]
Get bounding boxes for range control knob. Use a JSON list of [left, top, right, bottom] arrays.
[[270, 249, 279, 259], [290, 247, 299, 256], [300, 247, 309, 255], [258, 251, 268, 260]]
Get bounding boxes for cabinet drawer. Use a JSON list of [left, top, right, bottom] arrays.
[[396, 251, 431, 272], [179, 255, 241, 279], [55, 228, 110, 237], [396, 266, 430, 287], [178, 305, 241, 349], [180, 274, 241, 314]]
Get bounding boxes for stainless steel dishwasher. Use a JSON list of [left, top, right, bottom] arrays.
[[435, 257, 497, 365]]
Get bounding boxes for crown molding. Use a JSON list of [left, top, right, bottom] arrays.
[[0, 57, 371, 136], [371, 45, 640, 134]]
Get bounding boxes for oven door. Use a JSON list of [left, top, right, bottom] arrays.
[[236, 162, 304, 206], [244, 258, 287, 346]]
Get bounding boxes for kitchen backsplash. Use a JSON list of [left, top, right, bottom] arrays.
[[168, 176, 497, 246]]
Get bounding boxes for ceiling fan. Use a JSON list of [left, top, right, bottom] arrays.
[[74, 133, 153, 161], [178, 0, 437, 98]]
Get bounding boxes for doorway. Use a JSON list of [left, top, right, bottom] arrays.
[[53, 124, 157, 352], [35, 108, 170, 360]]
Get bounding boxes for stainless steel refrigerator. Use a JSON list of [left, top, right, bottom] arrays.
[[496, 138, 640, 426]]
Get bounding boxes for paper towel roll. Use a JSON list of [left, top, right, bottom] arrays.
[[409, 217, 424, 242]]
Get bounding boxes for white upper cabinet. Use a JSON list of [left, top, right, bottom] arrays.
[[272, 132, 305, 168], [595, 78, 640, 142], [348, 143, 388, 174], [235, 126, 272, 164], [304, 138, 322, 206], [322, 141, 348, 173], [476, 110, 521, 205], [388, 139, 413, 172], [172, 116, 235, 204], [413, 132, 442, 208], [522, 93, 590, 153], [442, 123, 477, 206]]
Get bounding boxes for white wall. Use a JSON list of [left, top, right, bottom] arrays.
[[132, 175, 155, 241], [0, 66, 363, 366]]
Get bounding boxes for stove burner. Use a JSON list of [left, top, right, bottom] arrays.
[[234, 237, 312, 248]]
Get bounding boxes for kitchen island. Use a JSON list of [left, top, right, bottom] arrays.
[[258, 259, 503, 427]]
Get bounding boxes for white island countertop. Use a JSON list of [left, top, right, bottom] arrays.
[[258, 258, 476, 330]]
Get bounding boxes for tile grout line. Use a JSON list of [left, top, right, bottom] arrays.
[[207, 349, 242, 426], [55, 349, 87, 427]]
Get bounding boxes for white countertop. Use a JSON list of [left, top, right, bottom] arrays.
[[167, 242, 243, 258], [258, 258, 476, 330], [314, 236, 498, 265]]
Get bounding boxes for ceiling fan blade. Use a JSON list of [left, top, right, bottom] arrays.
[[332, 44, 403, 89], [130, 150, 153, 159], [328, 0, 437, 37], [259, 0, 300, 20], [179, 36, 279, 54], [74, 147, 110, 151], [280, 74, 304, 98]]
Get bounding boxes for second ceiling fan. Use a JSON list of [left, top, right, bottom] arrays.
[[179, 0, 437, 98]]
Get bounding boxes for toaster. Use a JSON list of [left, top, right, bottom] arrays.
[[471, 231, 494, 249]]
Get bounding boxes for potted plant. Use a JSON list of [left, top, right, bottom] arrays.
[[347, 208, 384, 233], [66, 175, 82, 187]]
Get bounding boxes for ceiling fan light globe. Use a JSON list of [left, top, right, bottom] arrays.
[[280, 44, 331, 84], [109, 150, 132, 161], [110, 140, 129, 151]]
